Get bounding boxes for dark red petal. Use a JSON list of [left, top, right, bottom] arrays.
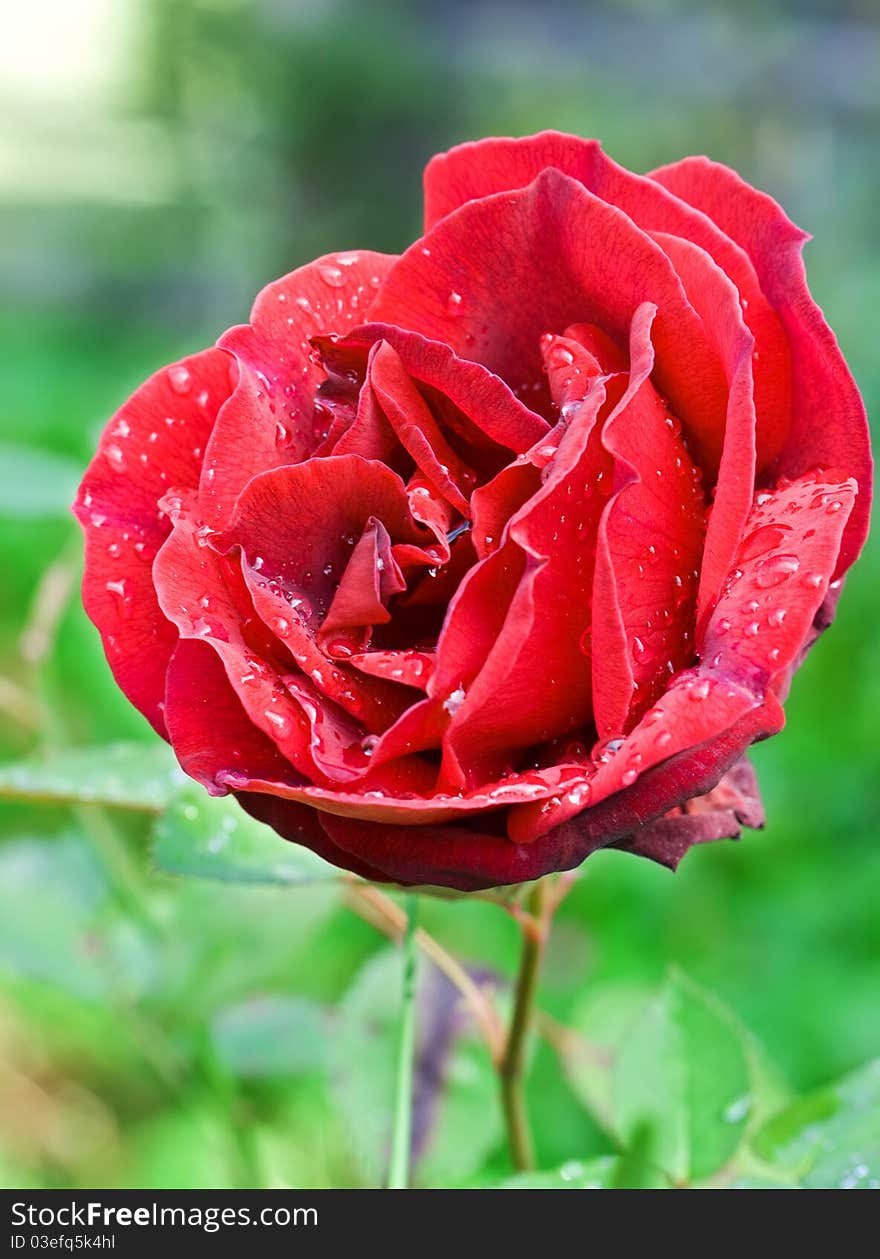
[[424, 131, 791, 469], [155, 495, 404, 786], [369, 542, 526, 774], [238, 792, 389, 884], [73, 348, 232, 735], [591, 304, 706, 737], [508, 670, 783, 844], [699, 471, 857, 693], [372, 170, 730, 468], [200, 251, 396, 529], [615, 756, 765, 870], [649, 156, 872, 579], [308, 693, 780, 890]]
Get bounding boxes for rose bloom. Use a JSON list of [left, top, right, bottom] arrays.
[[75, 133, 871, 891]]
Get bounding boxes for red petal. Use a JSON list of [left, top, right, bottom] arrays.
[[591, 303, 706, 737], [439, 381, 611, 784], [424, 131, 791, 469], [218, 454, 433, 617], [372, 170, 730, 465], [320, 517, 405, 637], [508, 669, 783, 844], [200, 251, 396, 529], [700, 471, 856, 693], [165, 636, 303, 791], [310, 694, 779, 890], [650, 156, 872, 579], [321, 322, 548, 457], [73, 347, 232, 735], [365, 340, 474, 514], [648, 232, 757, 625]]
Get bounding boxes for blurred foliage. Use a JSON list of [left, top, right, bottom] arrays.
[[0, 0, 878, 1188]]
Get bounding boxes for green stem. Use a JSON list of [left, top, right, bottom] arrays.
[[387, 892, 420, 1189], [500, 879, 549, 1172]]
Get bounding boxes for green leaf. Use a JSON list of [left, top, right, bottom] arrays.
[[0, 835, 158, 1001], [0, 742, 182, 812], [497, 1156, 620, 1189], [612, 968, 751, 1184], [0, 443, 82, 517], [153, 788, 343, 887], [330, 948, 501, 1188], [753, 1059, 880, 1189], [211, 994, 326, 1077], [564, 980, 654, 1130]]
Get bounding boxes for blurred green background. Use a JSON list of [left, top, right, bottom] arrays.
[[0, 0, 877, 1189]]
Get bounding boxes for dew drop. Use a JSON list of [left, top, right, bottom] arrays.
[[105, 443, 125, 470], [755, 553, 800, 588], [740, 523, 791, 561], [326, 638, 354, 659], [632, 635, 655, 665], [105, 578, 130, 616], [688, 677, 711, 701], [592, 737, 624, 766], [446, 290, 463, 315], [319, 264, 346, 288], [168, 364, 192, 394], [265, 710, 292, 736], [562, 782, 589, 809]]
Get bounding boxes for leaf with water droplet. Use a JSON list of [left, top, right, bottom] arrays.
[[612, 969, 751, 1182], [752, 1059, 880, 1189], [0, 742, 183, 812], [153, 787, 343, 887]]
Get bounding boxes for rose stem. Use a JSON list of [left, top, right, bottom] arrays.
[[500, 877, 550, 1172], [387, 892, 420, 1189], [345, 882, 505, 1061]]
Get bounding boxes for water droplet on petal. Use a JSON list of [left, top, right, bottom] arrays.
[[632, 635, 655, 665], [265, 710, 292, 736], [688, 677, 711, 701], [105, 578, 130, 617], [740, 523, 791, 561], [755, 553, 800, 588], [592, 737, 624, 766], [319, 264, 346, 288], [105, 443, 125, 470], [446, 290, 463, 315], [168, 364, 192, 394]]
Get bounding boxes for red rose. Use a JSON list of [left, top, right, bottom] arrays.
[[74, 132, 871, 892]]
